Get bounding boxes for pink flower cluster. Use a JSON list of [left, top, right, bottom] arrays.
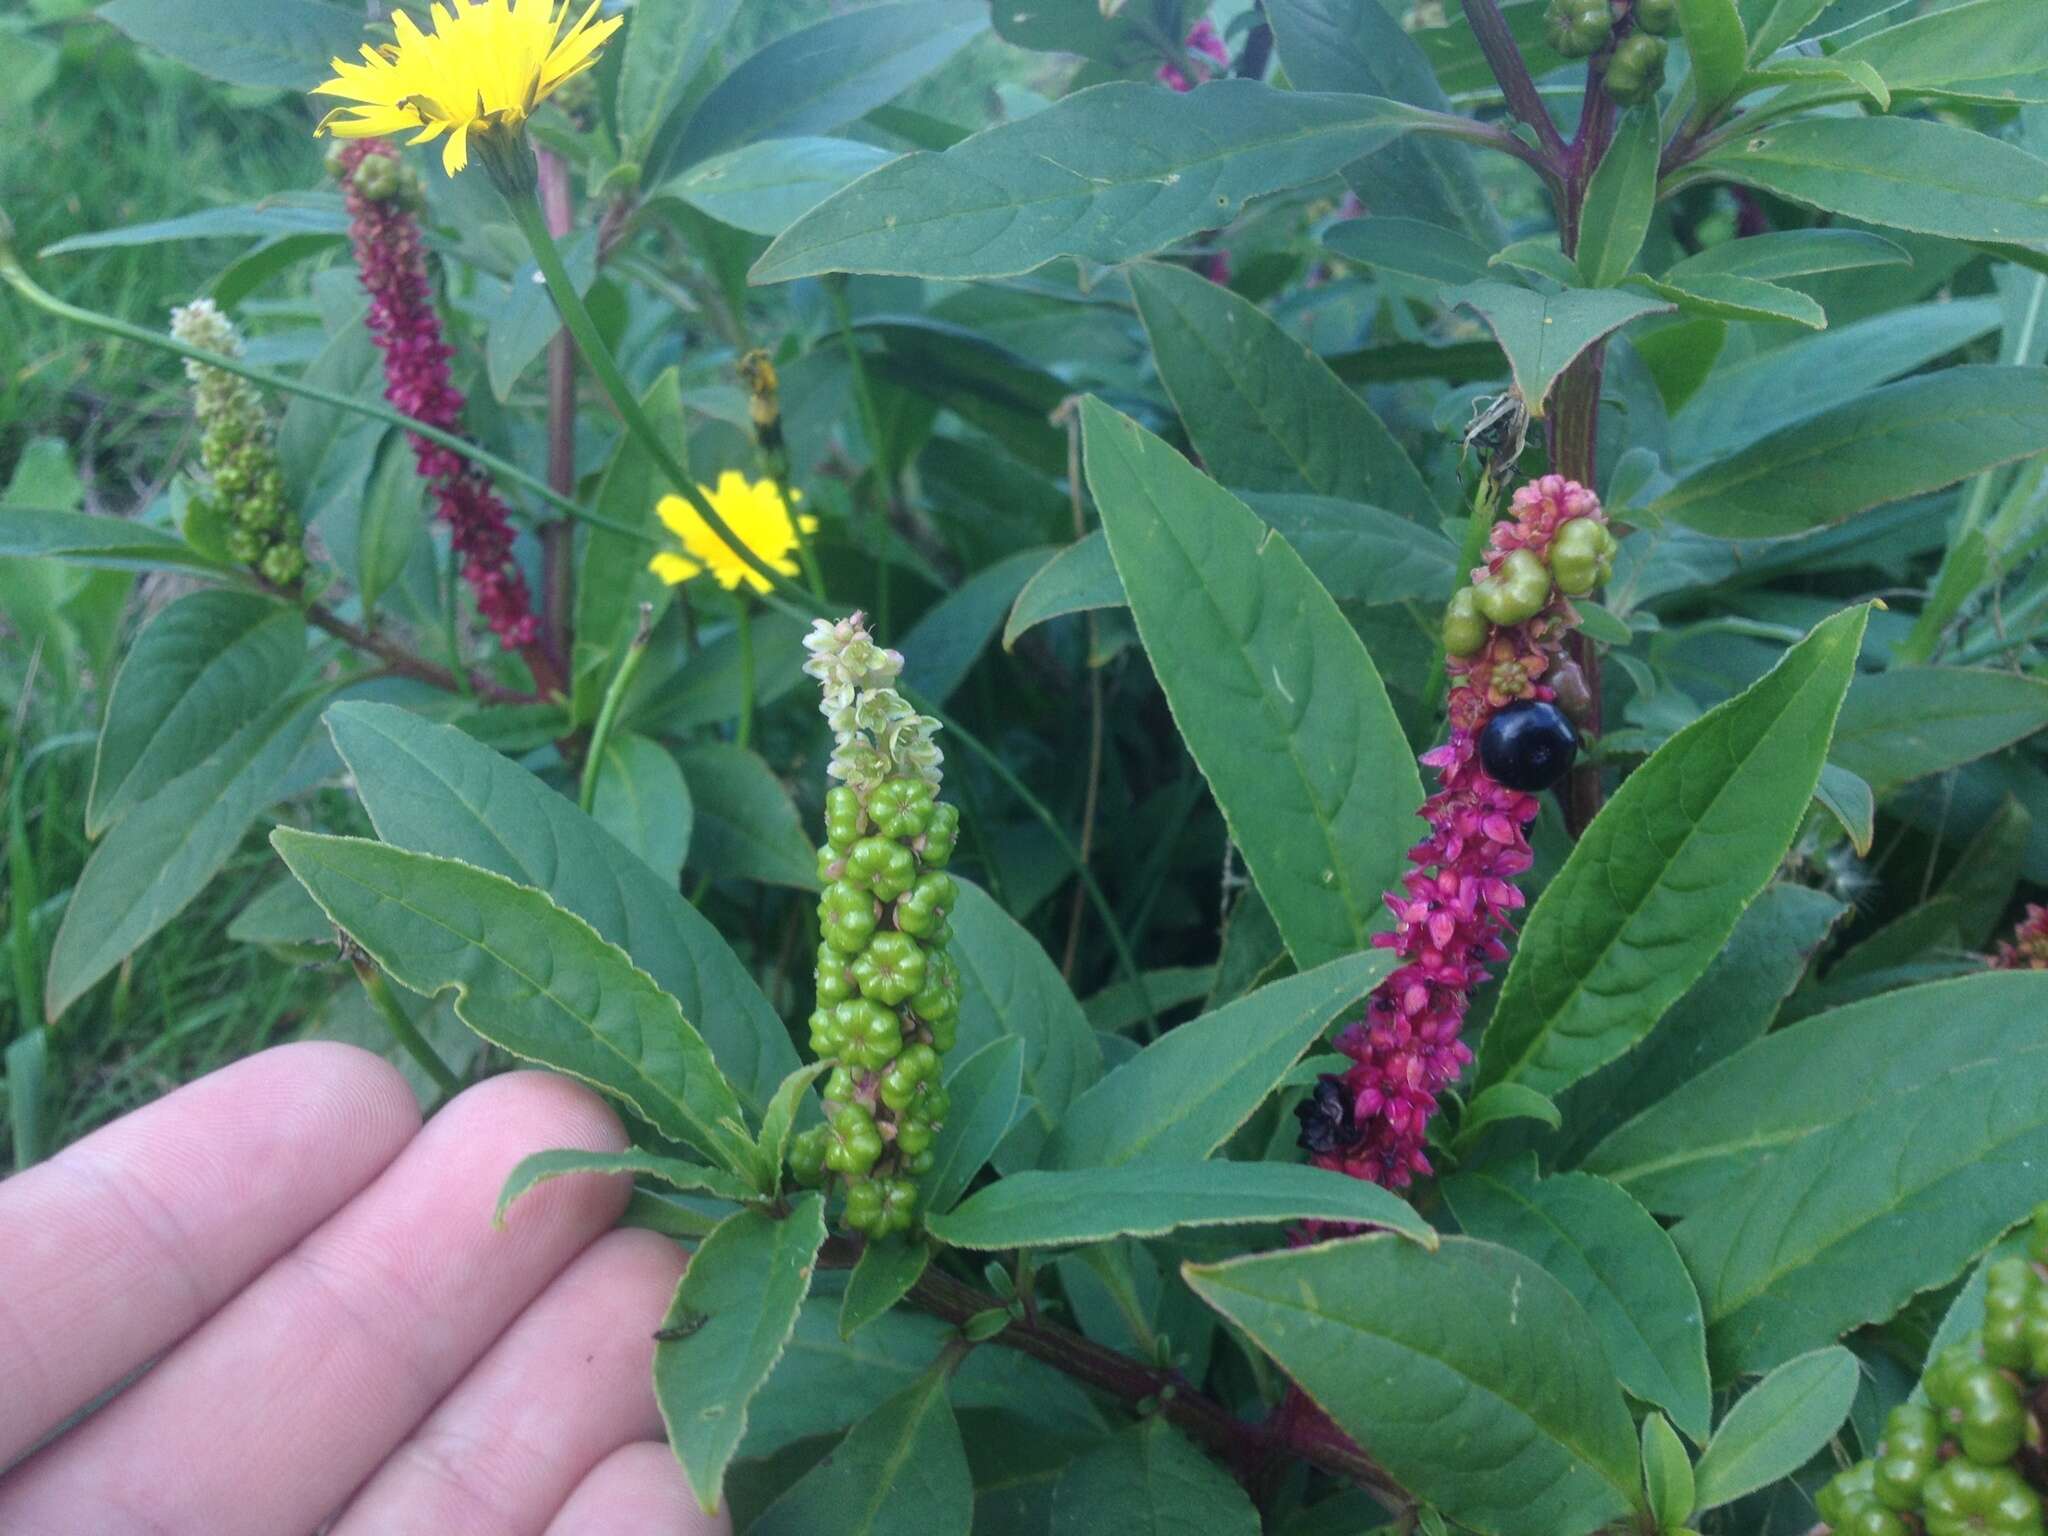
[[338, 140, 540, 652], [1158, 18, 1229, 91], [1299, 477, 1603, 1189], [1991, 905, 2048, 970]]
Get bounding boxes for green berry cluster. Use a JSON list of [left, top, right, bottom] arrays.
[[170, 299, 306, 586], [788, 615, 963, 1237], [1441, 516, 1617, 659], [1543, 0, 1612, 58], [1604, 30, 1669, 104], [1820, 1208, 2048, 1536]]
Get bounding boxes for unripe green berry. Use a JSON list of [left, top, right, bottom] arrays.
[[843, 1178, 885, 1231], [867, 777, 935, 840], [351, 151, 401, 201], [1475, 548, 1552, 626], [2028, 1202, 2048, 1264], [920, 803, 960, 868], [1948, 1366, 2026, 1465], [896, 1119, 935, 1157], [1875, 1403, 1941, 1511], [789, 1125, 829, 1185], [1543, 0, 1612, 57], [835, 998, 904, 1070], [1921, 1460, 2045, 1536], [896, 871, 956, 938], [1442, 586, 1489, 657], [853, 931, 927, 1006], [846, 836, 917, 900], [820, 879, 879, 955], [825, 785, 864, 851], [815, 946, 856, 1008], [1633, 0, 1678, 33], [1604, 32, 1667, 104], [1549, 517, 1616, 596], [260, 544, 306, 586], [874, 1178, 918, 1235]]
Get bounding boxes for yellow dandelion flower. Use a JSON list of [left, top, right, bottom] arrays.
[[311, 0, 620, 179], [650, 473, 818, 595]]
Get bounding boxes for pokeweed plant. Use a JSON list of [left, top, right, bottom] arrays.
[[8, 0, 2048, 1530]]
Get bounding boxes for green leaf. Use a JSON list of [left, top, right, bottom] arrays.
[[928, 1158, 1434, 1251], [899, 547, 1057, 705], [1813, 765, 1874, 856], [838, 1236, 933, 1341], [87, 589, 302, 837], [1081, 397, 1422, 971], [1453, 1082, 1562, 1149], [1735, 55, 1889, 112], [1662, 229, 1909, 283], [345, 432, 426, 615], [1128, 261, 1433, 513], [1477, 607, 1867, 1100], [1689, 1347, 1858, 1510], [1577, 109, 1661, 289], [1677, 0, 1749, 110], [756, 1062, 831, 1193], [677, 742, 818, 891], [1186, 1236, 1641, 1535], [37, 193, 348, 256], [615, 0, 740, 160], [98, 0, 361, 88], [47, 689, 321, 1021], [1797, 0, 2048, 107], [0, 506, 231, 573], [271, 830, 759, 1179], [323, 702, 798, 1116], [658, 136, 896, 237], [1830, 666, 2048, 794], [1442, 1170, 1712, 1440], [1641, 1414, 1695, 1531], [750, 1356, 972, 1536], [1003, 534, 1121, 650], [276, 317, 380, 504], [483, 228, 595, 402], [924, 1035, 1025, 1215], [1050, 1418, 1260, 1536], [1634, 272, 1824, 330], [1554, 883, 1845, 1164], [1689, 117, 2048, 245], [1490, 237, 1584, 289], [228, 874, 333, 951], [754, 81, 1446, 283], [573, 369, 684, 724], [950, 881, 1103, 1169], [1047, 952, 1393, 1170], [656, 1196, 827, 1512], [1738, 0, 1829, 59], [664, 0, 985, 174], [590, 731, 693, 887], [1651, 367, 2048, 538], [1264, 0, 1503, 243], [1083, 966, 1218, 1035], [1321, 217, 1497, 287], [495, 1147, 755, 1226], [1444, 281, 1673, 415]]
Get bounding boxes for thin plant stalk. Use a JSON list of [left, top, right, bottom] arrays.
[[351, 954, 460, 1100], [579, 603, 654, 815]]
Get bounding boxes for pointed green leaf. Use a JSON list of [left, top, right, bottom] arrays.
[[1321, 217, 1496, 286], [1578, 109, 1661, 288], [927, 1158, 1433, 1251], [1129, 261, 1433, 513], [1050, 1418, 1260, 1536], [88, 590, 302, 837], [1641, 1414, 1695, 1530], [753, 81, 1443, 283], [1790, 0, 2048, 108], [751, 1355, 971, 1536], [657, 136, 895, 237], [1443, 281, 1673, 414], [1662, 229, 1909, 283], [1830, 665, 2048, 793], [47, 689, 321, 1021], [614, 0, 740, 160], [1635, 272, 1824, 329], [1454, 1083, 1563, 1149], [1442, 1171, 1711, 1440], [590, 731, 693, 887], [271, 830, 758, 1179], [1736, 55, 1889, 111], [900, 547, 1057, 704], [656, 1196, 827, 1512], [1477, 606, 1868, 1099], [924, 1035, 1025, 1214], [98, 0, 360, 89], [1651, 367, 2048, 538], [1690, 117, 2048, 245], [757, 1061, 832, 1193], [0, 506, 231, 573], [1678, 0, 1749, 110], [495, 1147, 755, 1226], [1048, 953, 1392, 1170], [678, 742, 819, 891], [1081, 397, 1422, 971], [839, 1237, 933, 1341], [322, 702, 799, 1116], [1689, 1348, 1857, 1510], [1186, 1235, 1640, 1536], [1002, 533, 1120, 650]]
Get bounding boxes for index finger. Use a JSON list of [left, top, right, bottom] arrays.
[[0, 1041, 420, 1467]]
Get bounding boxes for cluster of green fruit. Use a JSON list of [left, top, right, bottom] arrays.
[[1820, 1210, 2048, 1536], [1542, 0, 1674, 104], [1442, 515, 1617, 658], [790, 617, 963, 1237], [169, 299, 307, 586]]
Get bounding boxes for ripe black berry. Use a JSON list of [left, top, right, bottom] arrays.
[[1295, 1075, 1355, 1156], [1479, 701, 1579, 793]]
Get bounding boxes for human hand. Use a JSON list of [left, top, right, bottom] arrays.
[[0, 1042, 729, 1535]]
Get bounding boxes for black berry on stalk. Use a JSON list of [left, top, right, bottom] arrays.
[[1478, 700, 1580, 793]]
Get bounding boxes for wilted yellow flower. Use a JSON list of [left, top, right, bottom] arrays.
[[311, 0, 620, 178], [651, 473, 817, 594]]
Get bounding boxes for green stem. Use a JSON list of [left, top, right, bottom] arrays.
[[580, 602, 654, 815], [735, 600, 756, 752], [503, 191, 823, 613], [352, 955, 460, 1100], [0, 240, 653, 543], [914, 693, 1153, 1030], [830, 277, 893, 634], [1423, 478, 1502, 723]]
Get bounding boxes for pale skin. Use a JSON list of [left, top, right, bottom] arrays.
[[0, 1043, 731, 1535]]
